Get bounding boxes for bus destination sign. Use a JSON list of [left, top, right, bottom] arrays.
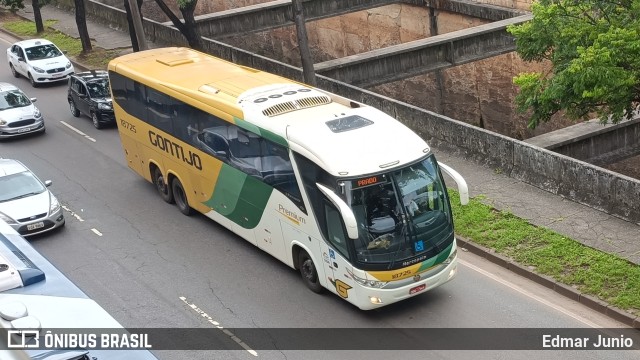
[[353, 175, 385, 189]]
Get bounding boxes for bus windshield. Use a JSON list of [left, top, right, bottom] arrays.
[[345, 155, 453, 268]]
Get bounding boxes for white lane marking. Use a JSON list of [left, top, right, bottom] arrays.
[[179, 296, 258, 356], [459, 258, 600, 328], [91, 228, 103, 236], [60, 121, 96, 142], [61, 205, 85, 222]]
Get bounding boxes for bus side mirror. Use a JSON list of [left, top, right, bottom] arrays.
[[437, 162, 469, 205], [316, 183, 359, 239]]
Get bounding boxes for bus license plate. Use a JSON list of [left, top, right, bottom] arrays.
[[410, 284, 426, 295], [27, 222, 44, 230]]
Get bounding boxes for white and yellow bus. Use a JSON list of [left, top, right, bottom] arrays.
[[107, 47, 469, 310]]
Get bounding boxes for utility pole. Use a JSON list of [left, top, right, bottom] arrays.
[[127, 0, 148, 51], [291, 0, 316, 86]]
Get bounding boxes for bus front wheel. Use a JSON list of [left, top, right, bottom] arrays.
[[153, 167, 174, 204], [298, 251, 323, 293], [172, 178, 193, 216]]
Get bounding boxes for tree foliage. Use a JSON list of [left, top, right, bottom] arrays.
[[0, 0, 24, 12], [508, 0, 640, 128]]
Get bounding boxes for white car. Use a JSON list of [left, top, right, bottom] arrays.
[[0, 83, 45, 138], [0, 159, 65, 236], [6, 39, 74, 87]]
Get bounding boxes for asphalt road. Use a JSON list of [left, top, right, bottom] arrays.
[[0, 35, 636, 360]]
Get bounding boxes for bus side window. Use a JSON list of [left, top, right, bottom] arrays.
[[109, 71, 127, 110], [324, 201, 349, 258], [146, 88, 174, 134], [172, 102, 199, 145]]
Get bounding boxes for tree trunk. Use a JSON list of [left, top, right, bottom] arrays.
[[124, 0, 138, 52], [153, 0, 202, 50], [291, 0, 315, 86], [124, 0, 145, 52], [32, 0, 44, 33], [74, 0, 92, 53], [179, 2, 203, 50]]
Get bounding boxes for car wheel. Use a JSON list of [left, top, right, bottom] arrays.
[[91, 112, 102, 129], [153, 167, 173, 204], [172, 178, 193, 216], [28, 73, 38, 88], [9, 64, 19, 78], [69, 100, 80, 117], [298, 250, 323, 293]]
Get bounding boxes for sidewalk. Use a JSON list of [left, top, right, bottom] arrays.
[[7, 4, 640, 324], [17, 4, 142, 51]]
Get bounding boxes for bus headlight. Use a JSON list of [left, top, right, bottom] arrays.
[[349, 272, 387, 289], [443, 248, 457, 265]]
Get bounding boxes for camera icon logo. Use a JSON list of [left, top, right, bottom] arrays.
[[7, 330, 40, 348]]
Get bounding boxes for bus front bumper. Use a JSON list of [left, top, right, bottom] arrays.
[[354, 256, 458, 311]]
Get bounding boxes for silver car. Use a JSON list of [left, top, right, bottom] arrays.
[[0, 159, 65, 236], [0, 83, 45, 138]]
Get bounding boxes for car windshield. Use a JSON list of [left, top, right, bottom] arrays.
[[86, 79, 110, 98], [0, 90, 31, 110], [24, 44, 63, 61], [0, 172, 46, 202]]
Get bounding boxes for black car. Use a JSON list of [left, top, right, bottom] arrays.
[[67, 70, 114, 129]]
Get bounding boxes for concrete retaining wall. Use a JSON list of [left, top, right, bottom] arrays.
[[60, 0, 640, 224], [553, 119, 640, 164]]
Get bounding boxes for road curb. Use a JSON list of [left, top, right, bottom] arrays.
[[457, 236, 640, 328]]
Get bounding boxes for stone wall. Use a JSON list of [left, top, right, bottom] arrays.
[[56, 0, 640, 224], [67, 0, 550, 139]]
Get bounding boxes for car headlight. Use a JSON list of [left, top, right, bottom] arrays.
[[0, 119, 6, 125], [98, 103, 112, 110], [348, 271, 388, 288], [0, 212, 17, 225], [65, 61, 72, 69], [34, 108, 42, 119], [33, 66, 45, 73], [49, 193, 61, 213]]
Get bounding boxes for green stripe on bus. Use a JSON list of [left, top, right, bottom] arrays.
[[234, 117, 289, 148], [203, 165, 245, 216], [225, 176, 273, 229], [416, 242, 453, 272]]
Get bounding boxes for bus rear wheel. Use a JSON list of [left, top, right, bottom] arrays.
[[172, 178, 193, 216], [298, 250, 323, 293], [153, 167, 173, 204]]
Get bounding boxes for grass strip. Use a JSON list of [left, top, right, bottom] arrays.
[[449, 190, 640, 316]]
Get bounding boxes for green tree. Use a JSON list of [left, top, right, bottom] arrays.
[[508, 0, 640, 129], [0, 0, 24, 12]]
